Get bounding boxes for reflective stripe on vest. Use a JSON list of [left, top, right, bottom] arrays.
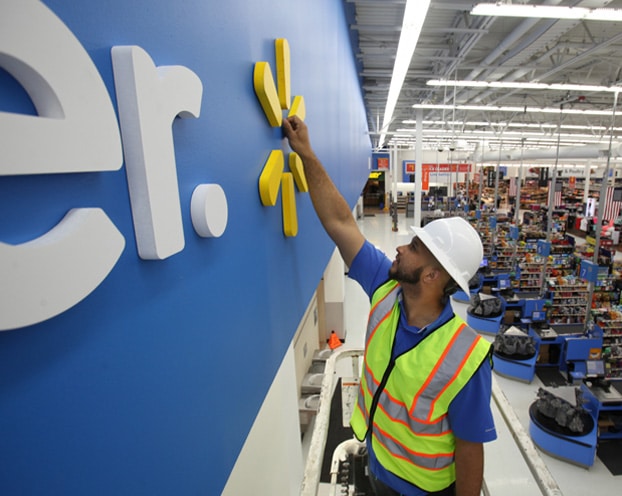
[[350, 279, 492, 491], [365, 282, 401, 344]]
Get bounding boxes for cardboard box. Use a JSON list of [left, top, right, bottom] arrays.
[[503, 310, 516, 325], [537, 344, 550, 364]]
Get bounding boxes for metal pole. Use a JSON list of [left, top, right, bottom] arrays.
[[391, 145, 398, 231], [478, 138, 484, 209], [435, 147, 440, 213], [539, 105, 564, 297], [414, 108, 423, 227], [586, 91, 619, 326], [492, 140, 502, 251], [449, 148, 454, 213], [515, 139, 524, 226], [512, 139, 525, 270]]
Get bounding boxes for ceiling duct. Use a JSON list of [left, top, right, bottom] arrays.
[[469, 143, 620, 162]]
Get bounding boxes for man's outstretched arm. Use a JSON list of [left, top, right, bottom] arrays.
[[283, 116, 365, 267]]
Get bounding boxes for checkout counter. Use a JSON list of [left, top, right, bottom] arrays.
[[528, 335, 622, 467], [581, 365, 622, 442], [465, 272, 513, 335], [491, 298, 547, 383]]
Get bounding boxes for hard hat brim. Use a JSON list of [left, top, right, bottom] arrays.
[[410, 225, 472, 295]]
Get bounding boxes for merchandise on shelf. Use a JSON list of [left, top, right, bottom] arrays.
[[593, 307, 622, 379], [547, 275, 589, 325]]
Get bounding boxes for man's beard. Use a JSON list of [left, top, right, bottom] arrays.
[[389, 265, 423, 285]]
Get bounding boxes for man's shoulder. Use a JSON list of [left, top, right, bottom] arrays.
[[348, 241, 392, 297]]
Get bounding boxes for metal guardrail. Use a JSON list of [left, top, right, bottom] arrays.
[[301, 347, 564, 496], [300, 348, 363, 496], [491, 379, 564, 496]]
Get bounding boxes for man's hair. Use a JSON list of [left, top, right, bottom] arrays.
[[441, 278, 459, 304], [426, 255, 458, 304]]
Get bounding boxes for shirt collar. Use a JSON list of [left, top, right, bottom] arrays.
[[398, 291, 455, 335]]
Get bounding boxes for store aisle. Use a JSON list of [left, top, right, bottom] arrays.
[[326, 209, 621, 496]]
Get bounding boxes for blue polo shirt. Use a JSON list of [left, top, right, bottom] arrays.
[[348, 241, 497, 495]]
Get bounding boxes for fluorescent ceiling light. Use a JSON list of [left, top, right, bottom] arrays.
[[471, 3, 622, 22], [402, 120, 622, 132], [412, 103, 614, 116], [378, 0, 431, 148], [393, 129, 602, 142], [427, 79, 621, 93]]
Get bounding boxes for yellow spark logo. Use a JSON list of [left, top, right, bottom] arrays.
[[253, 38, 308, 237]]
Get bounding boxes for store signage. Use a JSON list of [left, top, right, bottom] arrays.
[[375, 156, 389, 170], [536, 240, 551, 257], [422, 167, 430, 191], [0, 0, 226, 330], [579, 260, 599, 283], [422, 163, 471, 173], [403, 161, 415, 174]]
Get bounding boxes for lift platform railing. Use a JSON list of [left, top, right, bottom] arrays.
[[301, 348, 564, 496], [300, 348, 363, 496], [491, 379, 564, 496]]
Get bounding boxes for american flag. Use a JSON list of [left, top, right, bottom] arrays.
[[602, 186, 622, 221], [509, 177, 517, 197], [554, 181, 563, 207]]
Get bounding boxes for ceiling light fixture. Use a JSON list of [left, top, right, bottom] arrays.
[[402, 120, 622, 132], [378, 0, 432, 148], [412, 103, 614, 116], [470, 3, 622, 22], [394, 127, 616, 141], [427, 79, 621, 93]]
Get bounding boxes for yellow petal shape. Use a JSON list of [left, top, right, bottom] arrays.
[[288, 95, 306, 121], [259, 150, 284, 206], [276, 38, 291, 110], [289, 153, 308, 192], [281, 172, 298, 237], [253, 62, 282, 127]]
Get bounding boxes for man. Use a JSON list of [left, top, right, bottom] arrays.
[[283, 116, 496, 496]]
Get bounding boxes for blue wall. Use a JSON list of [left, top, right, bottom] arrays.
[[0, 1, 370, 494]]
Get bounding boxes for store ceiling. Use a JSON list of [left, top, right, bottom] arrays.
[[346, 0, 622, 158]]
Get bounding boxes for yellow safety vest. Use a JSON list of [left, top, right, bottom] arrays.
[[350, 280, 492, 492]]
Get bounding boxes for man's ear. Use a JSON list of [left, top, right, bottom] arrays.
[[425, 265, 450, 287], [423, 266, 442, 282]]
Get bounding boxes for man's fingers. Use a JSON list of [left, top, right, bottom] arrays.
[[282, 118, 295, 139], [287, 115, 301, 130]]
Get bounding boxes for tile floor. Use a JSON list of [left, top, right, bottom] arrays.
[[317, 209, 621, 496]]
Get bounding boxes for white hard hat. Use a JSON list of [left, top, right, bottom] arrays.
[[411, 217, 483, 295]]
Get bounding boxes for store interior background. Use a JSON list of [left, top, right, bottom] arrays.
[[4, 1, 622, 495]]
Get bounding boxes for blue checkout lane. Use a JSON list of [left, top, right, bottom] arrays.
[[458, 271, 622, 468]]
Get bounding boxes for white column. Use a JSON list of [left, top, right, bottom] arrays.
[[414, 108, 423, 227], [323, 248, 346, 340]]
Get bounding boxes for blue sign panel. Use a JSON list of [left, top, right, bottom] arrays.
[[579, 260, 600, 283], [536, 240, 551, 256]]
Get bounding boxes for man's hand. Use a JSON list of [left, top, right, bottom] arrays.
[[283, 116, 314, 160]]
